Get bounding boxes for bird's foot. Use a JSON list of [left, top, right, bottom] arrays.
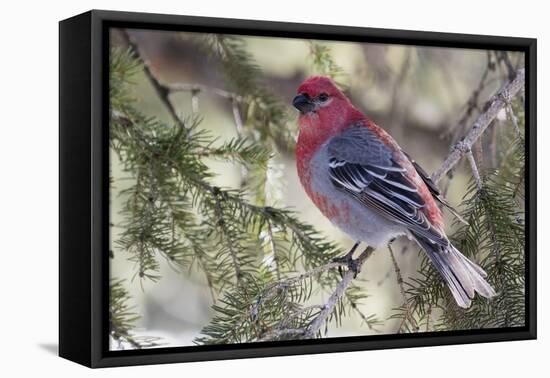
[[332, 253, 353, 265], [333, 242, 362, 278], [347, 258, 362, 278]]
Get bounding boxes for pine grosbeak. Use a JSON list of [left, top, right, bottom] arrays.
[[293, 76, 495, 308]]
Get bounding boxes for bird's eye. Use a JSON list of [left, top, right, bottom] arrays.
[[318, 93, 329, 102]]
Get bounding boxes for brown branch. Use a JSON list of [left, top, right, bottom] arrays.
[[119, 29, 187, 130], [496, 51, 516, 81], [389, 245, 407, 300], [431, 68, 525, 184]]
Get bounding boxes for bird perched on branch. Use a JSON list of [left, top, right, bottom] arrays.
[[293, 76, 495, 308]]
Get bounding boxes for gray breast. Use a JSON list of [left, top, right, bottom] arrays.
[[308, 144, 407, 248]]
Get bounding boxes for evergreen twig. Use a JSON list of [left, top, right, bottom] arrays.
[[432, 69, 525, 183]]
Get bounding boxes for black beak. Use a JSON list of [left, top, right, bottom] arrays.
[[292, 93, 315, 114]]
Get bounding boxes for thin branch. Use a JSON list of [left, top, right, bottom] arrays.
[[212, 190, 243, 285], [231, 98, 249, 186], [171, 82, 252, 186], [195, 253, 216, 302], [255, 244, 381, 338], [232, 98, 245, 135], [489, 121, 499, 167], [119, 29, 188, 130], [266, 220, 281, 280], [167, 82, 244, 102], [248, 248, 373, 341], [276, 305, 325, 331], [258, 328, 307, 341], [497, 51, 516, 81], [466, 149, 483, 190], [472, 139, 484, 171], [506, 105, 522, 139], [304, 246, 375, 338], [431, 69, 525, 184], [244, 258, 349, 341], [348, 300, 380, 331], [288, 305, 326, 322], [389, 245, 407, 300], [425, 303, 433, 332], [389, 244, 418, 333], [443, 51, 494, 141], [248, 258, 349, 318]]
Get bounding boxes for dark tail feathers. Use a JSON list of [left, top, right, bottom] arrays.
[[414, 235, 496, 308]]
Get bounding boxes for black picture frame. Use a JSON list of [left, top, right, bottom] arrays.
[[59, 9, 537, 368]]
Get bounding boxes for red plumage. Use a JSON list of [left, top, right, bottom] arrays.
[[296, 76, 443, 229]]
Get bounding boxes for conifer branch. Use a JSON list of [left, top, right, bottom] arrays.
[[212, 188, 244, 285], [247, 258, 352, 320], [432, 68, 525, 184], [169, 80, 252, 184], [304, 246, 375, 338]]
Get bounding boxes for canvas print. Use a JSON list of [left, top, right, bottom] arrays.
[[108, 27, 526, 350]]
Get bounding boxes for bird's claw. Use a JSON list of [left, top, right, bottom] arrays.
[[333, 254, 361, 278], [332, 254, 352, 265]]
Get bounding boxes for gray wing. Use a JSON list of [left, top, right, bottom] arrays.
[[327, 126, 448, 246], [403, 151, 468, 225]]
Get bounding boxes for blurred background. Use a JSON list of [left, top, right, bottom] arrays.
[[109, 27, 524, 348]]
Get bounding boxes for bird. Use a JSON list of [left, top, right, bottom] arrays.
[[292, 76, 496, 308]]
